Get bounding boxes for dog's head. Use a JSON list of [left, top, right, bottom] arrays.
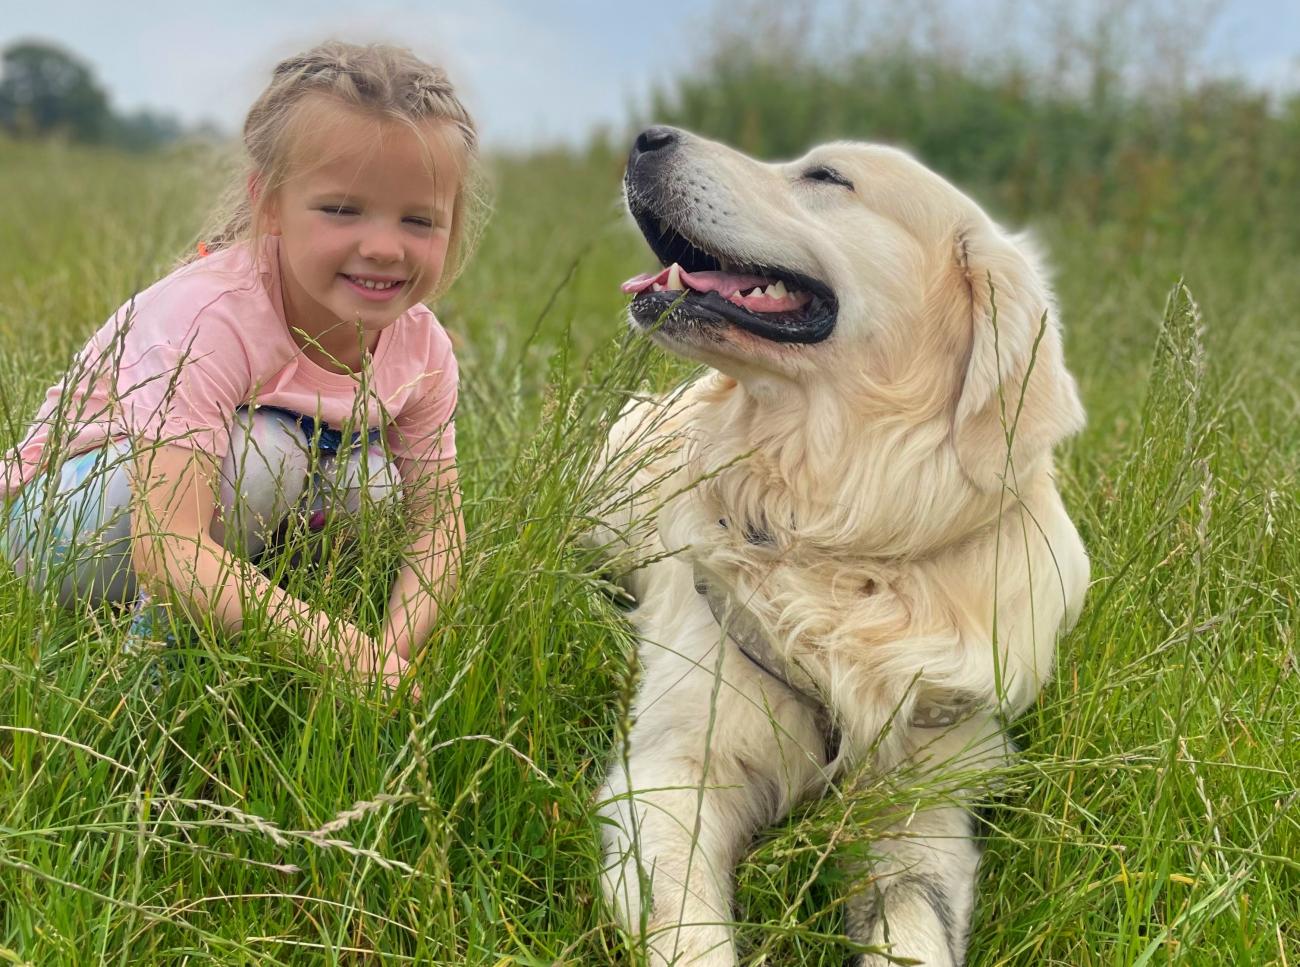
[[622, 126, 1083, 494]]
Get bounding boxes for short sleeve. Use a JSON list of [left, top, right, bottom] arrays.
[[386, 332, 458, 478], [111, 298, 255, 459]]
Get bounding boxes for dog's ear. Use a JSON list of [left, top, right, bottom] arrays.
[[950, 223, 1084, 492]]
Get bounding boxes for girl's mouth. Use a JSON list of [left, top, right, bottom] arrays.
[[341, 274, 406, 302]]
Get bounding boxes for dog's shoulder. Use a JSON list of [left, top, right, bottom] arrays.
[[906, 471, 1089, 717]]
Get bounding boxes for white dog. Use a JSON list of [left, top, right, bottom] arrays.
[[590, 126, 1089, 966]]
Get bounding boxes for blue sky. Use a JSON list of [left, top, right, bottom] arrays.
[[2, 0, 1297, 149]]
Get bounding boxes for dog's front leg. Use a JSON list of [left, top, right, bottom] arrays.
[[599, 743, 752, 966], [597, 611, 826, 965], [846, 718, 1010, 967], [846, 801, 980, 967]]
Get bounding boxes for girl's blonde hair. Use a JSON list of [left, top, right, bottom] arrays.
[[195, 40, 485, 298]]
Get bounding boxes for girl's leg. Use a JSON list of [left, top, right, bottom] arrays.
[[303, 443, 401, 536], [209, 407, 310, 558], [3, 440, 136, 608], [3, 409, 311, 608]]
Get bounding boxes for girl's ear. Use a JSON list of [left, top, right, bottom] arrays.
[[249, 173, 281, 235]]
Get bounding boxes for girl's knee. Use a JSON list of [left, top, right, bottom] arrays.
[[212, 408, 310, 556], [309, 446, 401, 525], [223, 408, 310, 485]]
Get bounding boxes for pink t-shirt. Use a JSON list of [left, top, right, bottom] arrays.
[[2, 236, 457, 495]]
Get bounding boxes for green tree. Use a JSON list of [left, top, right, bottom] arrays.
[[110, 108, 184, 151], [0, 40, 111, 142]]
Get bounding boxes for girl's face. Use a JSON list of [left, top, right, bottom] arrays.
[[265, 108, 463, 357]]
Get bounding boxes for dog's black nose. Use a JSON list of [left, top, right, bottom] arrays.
[[631, 126, 680, 159]]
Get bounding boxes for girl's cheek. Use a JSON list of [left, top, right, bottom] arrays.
[[323, 224, 352, 252], [417, 234, 450, 271]]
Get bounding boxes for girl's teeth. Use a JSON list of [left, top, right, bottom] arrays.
[[351, 276, 400, 290]]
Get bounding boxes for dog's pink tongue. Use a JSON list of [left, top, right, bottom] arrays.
[[620, 263, 771, 295], [621, 263, 813, 314]]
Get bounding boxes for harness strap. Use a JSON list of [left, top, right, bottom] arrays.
[[694, 563, 841, 761], [693, 566, 824, 706], [692, 562, 979, 766]]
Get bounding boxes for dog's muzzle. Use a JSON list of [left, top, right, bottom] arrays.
[[621, 126, 839, 345]]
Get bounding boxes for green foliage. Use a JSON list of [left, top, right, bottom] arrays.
[[644, 12, 1300, 246], [0, 40, 110, 143], [109, 109, 185, 153]]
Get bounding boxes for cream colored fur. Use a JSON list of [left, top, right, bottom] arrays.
[[593, 130, 1088, 966]]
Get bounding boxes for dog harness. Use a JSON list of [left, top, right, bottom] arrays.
[[693, 562, 842, 760], [693, 520, 979, 762]]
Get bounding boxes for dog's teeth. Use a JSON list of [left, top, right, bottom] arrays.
[[748, 287, 763, 298], [652, 283, 665, 292], [771, 280, 788, 298], [666, 264, 685, 291]]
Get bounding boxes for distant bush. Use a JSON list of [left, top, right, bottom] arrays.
[[642, 1, 1300, 240]]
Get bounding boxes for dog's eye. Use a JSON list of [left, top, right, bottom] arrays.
[[802, 166, 854, 189]]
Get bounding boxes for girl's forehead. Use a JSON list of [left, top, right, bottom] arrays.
[[284, 99, 466, 188]]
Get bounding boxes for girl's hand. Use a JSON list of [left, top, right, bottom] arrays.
[[338, 625, 420, 701], [378, 655, 421, 702]]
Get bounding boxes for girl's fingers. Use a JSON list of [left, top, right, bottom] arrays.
[[380, 660, 421, 702]]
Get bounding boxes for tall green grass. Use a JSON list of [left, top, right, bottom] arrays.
[[644, 1, 1300, 246], [1, 91, 1297, 967]]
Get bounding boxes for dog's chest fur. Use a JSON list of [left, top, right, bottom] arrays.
[[608, 374, 1086, 768]]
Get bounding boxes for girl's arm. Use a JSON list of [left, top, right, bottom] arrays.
[[130, 443, 406, 689], [381, 461, 464, 663]]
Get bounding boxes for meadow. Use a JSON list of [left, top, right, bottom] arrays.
[[2, 43, 1299, 966]]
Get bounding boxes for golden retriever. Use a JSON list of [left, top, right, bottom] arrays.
[[591, 126, 1088, 966]]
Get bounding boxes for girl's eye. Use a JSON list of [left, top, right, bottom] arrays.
[[321, 206, 357, 216], [802, 166, 854, 189], [403, 217, 433, 229]]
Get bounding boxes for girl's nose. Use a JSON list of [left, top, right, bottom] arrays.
[[358, 227, 403, 263]]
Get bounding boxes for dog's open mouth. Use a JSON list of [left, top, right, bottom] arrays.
[[621, 206, 837, 344]]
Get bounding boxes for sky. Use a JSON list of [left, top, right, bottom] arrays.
[[1, 0, 1297, 150]]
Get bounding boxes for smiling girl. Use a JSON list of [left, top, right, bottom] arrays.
[[2, 42, 482, 694]]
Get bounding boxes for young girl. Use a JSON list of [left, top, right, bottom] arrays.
[[1, 41, 481, 693]]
